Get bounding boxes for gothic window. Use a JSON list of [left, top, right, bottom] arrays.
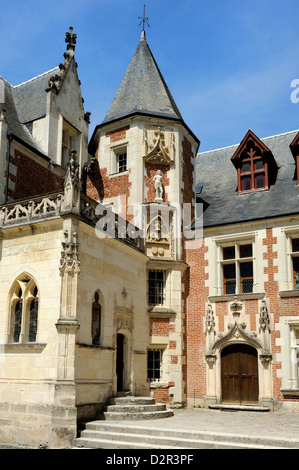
[[147, 349, 162, 382], [222, 243, 254, 295], [92, 292, 101, 345], [61, 119, 80, 169], [9, 275, 39, 343], [148, 270, 165, 305], [29, 287, 39, 342], [13, 290, 23, 343], [231, 130, 278, 194], [238, 144, 267, 192]]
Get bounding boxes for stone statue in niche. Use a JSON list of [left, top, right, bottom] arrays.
[[153, 170, 163, 202]]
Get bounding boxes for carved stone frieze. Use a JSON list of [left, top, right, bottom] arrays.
[[60, 230, 80, 274], [205, 304, 215, 334], [114, 306, 134, 333], [143, 127, 175, 165]]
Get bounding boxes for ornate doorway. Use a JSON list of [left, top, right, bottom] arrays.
[[221, 344, 259, 404]]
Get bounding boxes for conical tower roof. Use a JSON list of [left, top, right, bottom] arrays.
[[102, 32, 183, 125]]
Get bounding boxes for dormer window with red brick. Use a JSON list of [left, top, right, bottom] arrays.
[[231, 130, 277, 194]]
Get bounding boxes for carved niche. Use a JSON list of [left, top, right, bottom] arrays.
[[143, 127, 175, 165]]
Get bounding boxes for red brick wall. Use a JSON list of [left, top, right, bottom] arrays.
[[86, 126, 132, 219], [185, 239, 209, 400], [149, 318, 170, 336], [144, 163, 170, 204], [106, 126, 130, 143], [262, 228, 299, 402], [9, 149, 64, 200], [181, 137, 194, 214]]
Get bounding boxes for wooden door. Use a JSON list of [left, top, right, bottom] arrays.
[[116, 334, 124, 391], [221, 344, 258, 404]]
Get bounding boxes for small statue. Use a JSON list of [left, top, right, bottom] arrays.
[[153, 170, 163, 201]]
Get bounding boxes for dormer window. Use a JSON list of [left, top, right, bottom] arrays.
[[239, 149, 266, 192], [231, 130, 277, 195], [62, 119, 80, 169]]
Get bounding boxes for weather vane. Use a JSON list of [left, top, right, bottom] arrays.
[[138, 5, 150, 31]]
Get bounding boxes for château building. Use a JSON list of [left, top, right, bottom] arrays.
[[0, 25, 298, 448]]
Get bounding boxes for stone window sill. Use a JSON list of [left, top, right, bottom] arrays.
[[209, 292, 266, 302], [149, 381, 169, 388], [148, 306, 176, 317], [109, 170, 130, 179], [281, 389, 299, 397], [278, 290, 299, 298], [4, 343, 47, 351]]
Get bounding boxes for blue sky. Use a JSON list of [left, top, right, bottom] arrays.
[[1, 0, 299, 152]]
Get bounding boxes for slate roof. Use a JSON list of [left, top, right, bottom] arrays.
[[0, 76, 47, 155], [13, 67, 59, 124], [102, 34, 183, 125], [196, 130, 299, 228]]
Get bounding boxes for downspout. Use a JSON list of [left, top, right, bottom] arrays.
[[5, 133, 12, 203]]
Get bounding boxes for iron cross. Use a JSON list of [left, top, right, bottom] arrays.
[[138, 5, 150, 31]]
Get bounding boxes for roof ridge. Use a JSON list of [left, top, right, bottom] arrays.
[[13, 67, 59, 88], [198, 129, 299, 156]]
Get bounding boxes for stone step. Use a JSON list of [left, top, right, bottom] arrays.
[[74, 421, 299, 449], [73, 427, 291, 450], [108, 396, 156, 406], [104, 403, 167, 413], [208, 404, 270, 412], [99, 409, 174, 420]]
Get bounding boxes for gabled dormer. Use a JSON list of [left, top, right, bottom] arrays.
[[13, 27, 90, 171], [231, 129, 278, 194], [290, 132, 299, 183]]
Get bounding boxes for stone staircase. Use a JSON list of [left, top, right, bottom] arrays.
[[97, 395, 174, 421], [73, 420, 299, 449]]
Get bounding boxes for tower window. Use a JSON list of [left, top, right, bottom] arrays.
[[148, 270, 165, 305], [117, 152, 127, 173], [147, 349, 162, 382]]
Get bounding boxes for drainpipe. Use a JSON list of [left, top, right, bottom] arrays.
[[5, 133, 12, 203]]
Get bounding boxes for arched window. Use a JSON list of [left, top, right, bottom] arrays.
[[13, 289, 23, 343], [92, 292, 101, 346], [9, 275, 39, 343], [29, 287, 39, 342]]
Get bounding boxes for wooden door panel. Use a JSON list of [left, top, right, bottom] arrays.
[[221, 344, 259, 404]]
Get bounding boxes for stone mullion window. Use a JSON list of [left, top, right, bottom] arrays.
[[221, 243, 254, 295], [9, 276, 39, 344]]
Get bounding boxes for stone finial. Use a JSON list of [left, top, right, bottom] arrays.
[[65, 26, 77, 52]]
